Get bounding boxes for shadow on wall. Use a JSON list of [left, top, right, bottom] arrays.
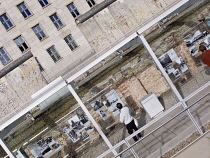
[[158, 96, 166, 110], [125, 95, 139, 115]]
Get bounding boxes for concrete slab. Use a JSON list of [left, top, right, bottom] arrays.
[[152, 126, 177, 145], [174, 131, 210, 158], [164, 118, 189, 135]]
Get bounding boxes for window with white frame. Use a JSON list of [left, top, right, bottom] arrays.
[[86, 0, 95, 7], [0, 13, 14, 31], [49, 13, 64, 29], [38, 0, 49, 8], [17, 2, 32, 19], [14, 36, 30, 53], [67, 3, 80, 18], [32, 24, 47, 41], [0, 47, 12, 65], [47, 46, 61, 62], [64, 34, 78, 51]]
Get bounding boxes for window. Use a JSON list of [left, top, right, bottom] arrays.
[[0, 13, 14, 30], [67, 3, 80, 18], [86, 0, 95, 7], [38, 0, 49, 7], [17, 2, 32, 19], [0, 48, 12, 65], [14, 36, 30, 52], [32, 24, 47, 41], [49, 13, 64, 29], [47, 46, 61, 62], [64, 34, 78, 51]]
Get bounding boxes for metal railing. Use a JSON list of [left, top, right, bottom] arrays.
[[97, 81, 210, 158], [61, 0, 184, 81]]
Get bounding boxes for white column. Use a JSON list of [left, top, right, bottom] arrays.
[[138, 34, 203, 135], [66, 84, 118, 156], [0, 138, 15, 158]]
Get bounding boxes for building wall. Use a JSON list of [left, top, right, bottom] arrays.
[[0, 0, 176, 122], [0, 0, 93, 75], [0, 57, 46, 121], [0, 0, 175, 79]]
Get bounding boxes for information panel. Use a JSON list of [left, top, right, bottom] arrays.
[[139, 92, 164, 118]]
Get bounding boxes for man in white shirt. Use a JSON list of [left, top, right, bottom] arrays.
[[117, 103, 142, 141]]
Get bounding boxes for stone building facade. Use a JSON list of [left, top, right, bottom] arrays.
[[0, 0, 175, 123]]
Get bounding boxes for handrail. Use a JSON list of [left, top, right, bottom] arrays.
[[113, 92, 209, 158], [97, 82, 210, 158]]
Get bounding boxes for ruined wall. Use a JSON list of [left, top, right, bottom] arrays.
[[78, 0, 175, 52], [0, 58, 46, 122], [137, 65, 170, 97], [117, 76, 147, 109]]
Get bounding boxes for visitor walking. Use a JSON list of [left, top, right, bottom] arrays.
[[117, 103, 142, 142]]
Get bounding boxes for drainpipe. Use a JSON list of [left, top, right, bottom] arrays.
[[0, 52, 33, 78]]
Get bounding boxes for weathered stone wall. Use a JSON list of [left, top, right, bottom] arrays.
[[0, 0, 178, 123], [78, 0, 175, 52], [117, 76, 147, 108], [0, 58, 46, 122], [137, 65, 170, 97]]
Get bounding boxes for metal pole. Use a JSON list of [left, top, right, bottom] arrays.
[[66, 84, 118, 156], [0, 138, 16, 158], [138, 34, 203, 135]]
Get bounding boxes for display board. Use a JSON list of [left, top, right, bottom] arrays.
[[16, 148, 29, 158], [30, 137, 61, 158], [63, 114, 94, 143], [139, 92, 164, 118], [105, 89, 123, 116], [90, 89, 123, 120], [91, 100, 108, 120], [184, 30, 209, 56], [158, 48, 189, 79]]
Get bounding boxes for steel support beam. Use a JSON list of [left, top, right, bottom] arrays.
[[66, 84, 118, 156], [138, 34, 203, 135], [0, 138, 15, 158]]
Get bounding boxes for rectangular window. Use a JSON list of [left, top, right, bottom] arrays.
[[47, 46, 61, 62], [17, 2, 32, 19], [32, 24, 47, 41], [49, 13, 64, 29], [67, 3, 80, 18], [14, 36, 30, 53], [86, 0, 95, 7], [0, 13, 14, 30], [64, 34, 78, 51], [38, 0, 49, 7], [0, 48, 12, 65]]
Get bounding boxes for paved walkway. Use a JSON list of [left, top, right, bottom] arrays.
[[174, 131, 210, 158]]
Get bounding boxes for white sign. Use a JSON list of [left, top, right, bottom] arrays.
[[139, 92, 164, 118]]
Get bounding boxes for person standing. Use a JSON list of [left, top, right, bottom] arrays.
[[117, 103, 142, 142], [199, 45, 210, 67]]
